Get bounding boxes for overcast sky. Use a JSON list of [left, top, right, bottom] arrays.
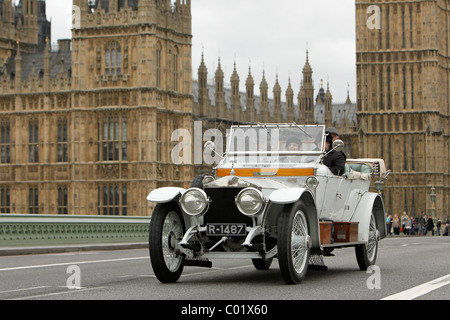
[[44, 0, 356, 103]]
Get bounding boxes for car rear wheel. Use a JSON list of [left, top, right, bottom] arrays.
[[355, 212, 378, 270], [278, 202, 311, 284], [149, 203, 185, 283]]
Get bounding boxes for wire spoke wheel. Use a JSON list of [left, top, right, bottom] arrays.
[[162, 211, 184, 272], [291, 211, 310, 273], [149, 203, 185, 283], [355, 211, 379, 270], [278, 201, 311, 284]]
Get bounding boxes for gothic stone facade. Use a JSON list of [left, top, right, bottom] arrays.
[[355, 0, 449, 220], [1, 1, 356, 216], [0, 0, 194, 216], [1, 1, 447, 220]]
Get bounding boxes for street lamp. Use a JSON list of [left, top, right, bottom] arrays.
[[374, 180, 384, 195], [374, 169, 390, 195], [430, 186, 436, 220]]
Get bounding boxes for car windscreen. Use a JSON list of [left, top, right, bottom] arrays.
[[224, 125, 325, 166]]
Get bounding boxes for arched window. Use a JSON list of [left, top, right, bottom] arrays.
[[58, 187, 68, 214], [156, 42, 162, 88], [100, 114, 127, 161], [172, 46, 179, 91], [105, 41, 122, 76]]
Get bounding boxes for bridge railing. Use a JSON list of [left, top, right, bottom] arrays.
[[0, 214, 150, 247]]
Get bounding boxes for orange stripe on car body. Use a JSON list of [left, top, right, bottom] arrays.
[[216, 168, 315, 177]]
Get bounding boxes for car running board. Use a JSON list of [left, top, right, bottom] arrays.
[[185, 258, 213, 268]]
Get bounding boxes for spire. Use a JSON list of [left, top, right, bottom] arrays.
[[260, 69, 268, 89], [345, 83, 352, 104], [198, 49, 208, 89], [15, 40, 22, 88], [302, 49, 313, 75], [273, 73, 282, 122], [286, 77, 295, 122], [197, 51, 210, 117], [215, 56, 226, 118]]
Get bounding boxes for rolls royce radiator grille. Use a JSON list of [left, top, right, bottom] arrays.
[[203, 188, 253, 226]]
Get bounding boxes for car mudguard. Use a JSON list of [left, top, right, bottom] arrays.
[[350, 192, 386, 242], [147, 187, 186, 204], [267, 188, 321, 250], [269, 188, 306, 204]]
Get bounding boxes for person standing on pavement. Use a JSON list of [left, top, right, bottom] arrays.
[[436, 218, 441, 236], [421, 212, 427, 235], [401, 211, 409, 235], [414, 216, 420, 235], [426, 215, 435, 236], [405, 215, 413, 235], [393, 214, 400, 235], [386, 213, 392, 236]]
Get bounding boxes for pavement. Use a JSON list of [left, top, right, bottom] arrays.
[[0, 242, 149, 256]]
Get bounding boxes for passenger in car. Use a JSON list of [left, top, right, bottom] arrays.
[[323, 127, 346, 176], [286, 137, 301, 151]]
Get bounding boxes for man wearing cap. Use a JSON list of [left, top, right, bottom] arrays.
[[323, 127, 346, 176]]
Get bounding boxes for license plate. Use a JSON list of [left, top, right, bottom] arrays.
[[206, 224, 247, 236]]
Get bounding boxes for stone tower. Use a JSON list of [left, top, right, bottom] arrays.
[[298, 51, 315, 124], [0, 0, 50, 65], [0, 0, 193, 216], [355, 0, 449, 220]]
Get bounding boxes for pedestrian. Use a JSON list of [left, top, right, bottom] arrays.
[[386, 213, 392, 236], [436, 218, 441, 236], [426, 215, 434, 236], [421, 213, 427, 235], [405, 216, 413, 235], [401, 211, 408, 235], [444, 223, 449, 236], [388, 214, 393, 235], [393, 214, 400, 235], [413, 216, 419, 235], [410, 216, 416, 235]]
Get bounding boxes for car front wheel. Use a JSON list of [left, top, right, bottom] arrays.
[[278, 201, 311, 284], [149, 203, 185, 283]]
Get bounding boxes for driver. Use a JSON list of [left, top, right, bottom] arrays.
[[323, 127, 346, 176], [286, 137, 301, 151]]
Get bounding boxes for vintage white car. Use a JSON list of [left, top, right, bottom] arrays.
[[147, 124, 389, 284]]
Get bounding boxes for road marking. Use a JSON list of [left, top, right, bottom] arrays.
[[0, 286, 50, 294], [10, 287, 105, 300], [381, 274, 450, 300], [0, 257, 148, 272], [181, 265, 253, 278]]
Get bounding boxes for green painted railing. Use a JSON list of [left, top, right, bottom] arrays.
[[0, 214, 151, 247]]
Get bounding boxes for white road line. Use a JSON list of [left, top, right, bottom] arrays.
[[10, 287, 105, 300], [0, 286, 50, 294], [381, 274, 450, 300], [0, 257, 148, 272]]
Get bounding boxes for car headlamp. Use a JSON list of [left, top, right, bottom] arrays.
[[180, 188, 209, 216], [306, 176, 319, 189], [236, 188, 265, 217]]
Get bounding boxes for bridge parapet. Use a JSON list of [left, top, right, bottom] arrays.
[[0, 214, 150, 247]]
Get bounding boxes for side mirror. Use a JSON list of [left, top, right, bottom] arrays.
[[204, 141, 215, 151], [332, 139, 344, 152], [204, 141, 223, 160]]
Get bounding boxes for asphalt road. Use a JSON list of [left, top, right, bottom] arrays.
[[1, 236, 449, 302]]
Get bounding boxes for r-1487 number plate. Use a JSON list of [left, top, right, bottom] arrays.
[[206, 224, 247, 236]]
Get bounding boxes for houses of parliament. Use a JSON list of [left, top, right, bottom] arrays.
[[0, 0, 448, 221]]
